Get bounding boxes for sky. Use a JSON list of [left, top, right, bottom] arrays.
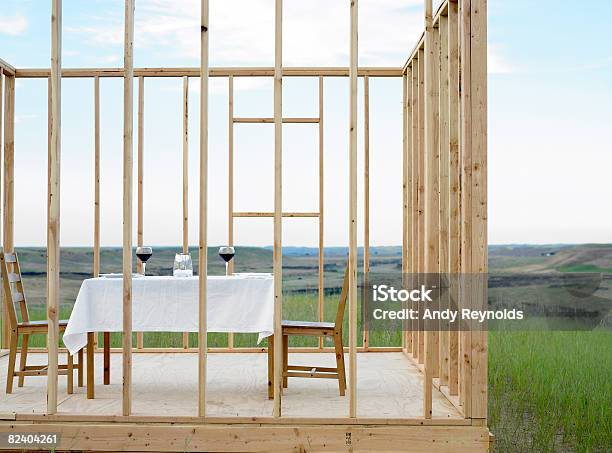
[[0, 0, 611, 248]]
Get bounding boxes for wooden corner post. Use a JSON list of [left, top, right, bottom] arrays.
[[460, 0, 488, 422], [348, 0, 359, 419], [198, 0, 210, 418], [0, 68, 3, 350], [2, 69, 16, 350], [273, 0, 283, 418], [122, 0, 135, 417], [47, 0, 62, 415]]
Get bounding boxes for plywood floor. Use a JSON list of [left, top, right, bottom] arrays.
[[0, 352, 460, 419]]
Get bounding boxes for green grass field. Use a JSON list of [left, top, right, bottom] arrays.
[[489, 330, 612, 452], [2, 244, 612, 451]]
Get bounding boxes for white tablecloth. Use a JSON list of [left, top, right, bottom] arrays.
[[63, 274, 274, 355]]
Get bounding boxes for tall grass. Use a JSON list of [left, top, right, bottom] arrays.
[[489, 330, 612, 452]]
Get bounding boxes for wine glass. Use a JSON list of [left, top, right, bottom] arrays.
[[218, 246, 235, 276], [136, 246, 153, 276]]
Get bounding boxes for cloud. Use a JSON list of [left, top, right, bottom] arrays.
[[65, 0, 424, 67], [0, 13, 28, 36], [488, 44, 515, 74], [15, 113, 38, 124]]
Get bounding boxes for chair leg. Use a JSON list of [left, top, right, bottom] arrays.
[[282, 335, 288, 388], [267, 335, 274, 399], [6, 331, 18, 394], [67, 351, 74, 395], [334, 331, 346, 396], [17, 333, 29, 387], [77, 348, 84, 387]]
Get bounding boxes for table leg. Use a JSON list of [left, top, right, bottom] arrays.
[[77, 348, 83, 387], [103, 332, 110, 385], [267, 335, 274, 400], [86, 332, 94, 399]]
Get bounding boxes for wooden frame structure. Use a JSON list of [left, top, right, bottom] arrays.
[[0, 0, 489, 450]]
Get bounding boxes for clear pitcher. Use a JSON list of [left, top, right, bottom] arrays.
[[173, 253, 193, 277]]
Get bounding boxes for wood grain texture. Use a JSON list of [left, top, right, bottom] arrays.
[[227, 75, 234, 349], [0, 352, 461, 420], [318, 76, 325, 349], [198, 0, 210, 418], [273, 0, 283, 418], [417, 50, 425, 365], [467, 0, 488, 421], [182, 76, 190, 350], [47, 0, 62, 415], [15, 67, 404, 79], [411, 60, 419, 357], [448, 0, 460, 398], [0, 70, 3, 349], [348, 0, 359, 419], [122, 0, 135, 417], [0, 422, 489, 452], [136, 76, 144, 350], [94, 77, 101, 279], [438, 14, 450, 388], [363, 75, 370, 350]]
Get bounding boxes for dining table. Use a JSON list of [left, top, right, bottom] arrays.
[[63, 273, 274, 398]]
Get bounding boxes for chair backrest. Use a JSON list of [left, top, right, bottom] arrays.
[[334, 265, 350, 330], [1, 252, 29, 330]]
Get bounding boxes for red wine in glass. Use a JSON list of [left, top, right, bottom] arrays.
[[218, 246, 235, 275], [136, 246, 152, 276]]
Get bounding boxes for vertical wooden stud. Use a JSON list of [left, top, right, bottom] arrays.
[[464, 0, 488, 421], [93, 75, 101, 359], [182, 76, 189, 349], [411, 60, 419, 357], [423, 0, 440, 419], [182, 76, 189, 255], [417, 49, 425, 364], [0, 68, 5, 350], [448, 0, 460, 397], [318, 76, 324, 349], [0, 69, 2, 350], [272, 0, 283, 419], [348, 0, 359, 419], [407, 68, 414, 354], [227, 75, 234, 275], [438, 14, 450, 387], [122, 0, 135, 417], [227, 75, 234, 349], [198, 0, 210, 418], [363, 75, 370, 350], [136, 76, 144, 350], [47, 0, 62, 416], [94, 76, 101, 280], [402, 72, 412, 352]]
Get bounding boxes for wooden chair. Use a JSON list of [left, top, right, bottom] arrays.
[[1, 252, 82, 394], [268, 265, 349, 398]]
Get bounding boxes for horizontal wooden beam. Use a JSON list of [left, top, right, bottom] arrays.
[[14, 66, 404, 79], [27, 346, 404, 354], [233, 212, 320, 218], [234, 117, 319, 124], [2, 422, 491, 452], [0, 57, 16, 76], [403, 33, 425, 73], [10, 414, 473, 426]]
